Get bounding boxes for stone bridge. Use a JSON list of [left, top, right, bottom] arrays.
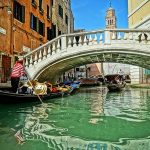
[[23, 29, 150, 82]]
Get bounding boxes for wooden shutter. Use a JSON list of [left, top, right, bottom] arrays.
[[22, 5, 25, 23]]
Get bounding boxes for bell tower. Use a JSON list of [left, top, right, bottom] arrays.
[[105, 0, 117, 29]]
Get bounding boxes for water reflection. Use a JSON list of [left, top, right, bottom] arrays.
[[9, 87, 150, 149], [89, 87, 107, 124], [105, 88, 150, 122]]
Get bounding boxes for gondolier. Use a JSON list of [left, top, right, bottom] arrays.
[[11, 56, 26, 93], [118, 69, 124, 81]]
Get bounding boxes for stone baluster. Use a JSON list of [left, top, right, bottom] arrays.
[[99, 33, 103, 44], [92, 34, 97, 44], [25, 57, 29, 68], [83, 35, 88, 46], [43, 47, 47, 59], [141, 33, 145, 41], [61, 36, 67, 51], [34, 52, 38, 64], [29, 55, 33, 67], [52, 42, 55, 54], [118, 32, 121, 40], [124, 32, 128, 40], [78, 36, 82, 46], [73, 37, 77, 47], [68, 37, 72, 48], [112, 32, 116, 40], [129, 32, 133, 40], [105, 30, 111, 44], [89, 35, 93, 45], [38, 50, 42, 62], [57, 39, 61, 52], [47, 45, 51, 57]]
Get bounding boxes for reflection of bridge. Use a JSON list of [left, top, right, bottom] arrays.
[[24, 29, 150, 82]]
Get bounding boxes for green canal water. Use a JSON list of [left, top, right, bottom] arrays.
[[0, 86, 150, 150]]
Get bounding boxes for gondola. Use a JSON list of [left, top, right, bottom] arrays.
[[107, 82, 126, 92], [105, 74, 126, 92], [0, 89, 63, 104]]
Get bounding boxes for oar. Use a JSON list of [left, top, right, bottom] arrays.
[[23, 63, 44, 104], [23, 72, 44, 104]]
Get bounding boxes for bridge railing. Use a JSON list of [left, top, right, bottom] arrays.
[[24, 29, 150, 68]]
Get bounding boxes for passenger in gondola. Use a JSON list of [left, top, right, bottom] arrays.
[[17, 82, 33, 94], [45, 82, 58, 93], [114, 76, 120, 84], [45, 82, 52, 93]]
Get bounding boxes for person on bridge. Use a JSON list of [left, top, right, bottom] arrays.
[[11, 56, 26, 93]]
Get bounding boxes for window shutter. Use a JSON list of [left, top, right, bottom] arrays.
[[22, 5, 25, 23], [43, 23, 45, 36], [36, 17, 39, 32], [30, 13, 33, 29]]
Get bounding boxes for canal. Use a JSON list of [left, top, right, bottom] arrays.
[[0, 86, 150, 150]]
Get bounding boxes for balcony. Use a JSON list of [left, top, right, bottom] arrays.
[[39, 7, 44, 15], [32, 1, 37, 9]]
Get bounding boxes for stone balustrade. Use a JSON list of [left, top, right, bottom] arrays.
[[23, 29, 150, 81]]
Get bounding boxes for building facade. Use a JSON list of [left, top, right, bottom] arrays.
[[0, 0, 74, 83], [0, 0, 13, 82], [128, 0, 150, 83], [51, 0, 74, 36]]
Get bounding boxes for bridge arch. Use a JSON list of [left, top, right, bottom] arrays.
[[24, 29, 150, 82]]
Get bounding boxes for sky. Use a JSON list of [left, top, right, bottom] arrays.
[[71, 0, 128, 31]]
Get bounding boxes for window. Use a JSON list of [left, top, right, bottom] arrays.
[[38, 20, 45, 36], [58, 5, 63, 18], [65, 14, 68, 25], [13, 1, 25, 23], [39, 0, 44, 14], [52, 24, 56, 38], [30, 13, 38, 31], [47, 27, 51, 40], [39, 0, 42, 11], [47, 24, 56, 40], [30, 13, 45, 36], [31, 0, 37, 8], [47, 5, 50, 19]]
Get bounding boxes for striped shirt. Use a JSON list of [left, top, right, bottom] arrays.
[[11, 62, 25, 78]]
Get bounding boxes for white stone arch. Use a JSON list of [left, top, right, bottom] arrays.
[[24, 29, 150, 82]]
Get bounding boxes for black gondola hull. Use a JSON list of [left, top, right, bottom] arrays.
[[107, 83, 126, 92], [0, 90, 63, 104]]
